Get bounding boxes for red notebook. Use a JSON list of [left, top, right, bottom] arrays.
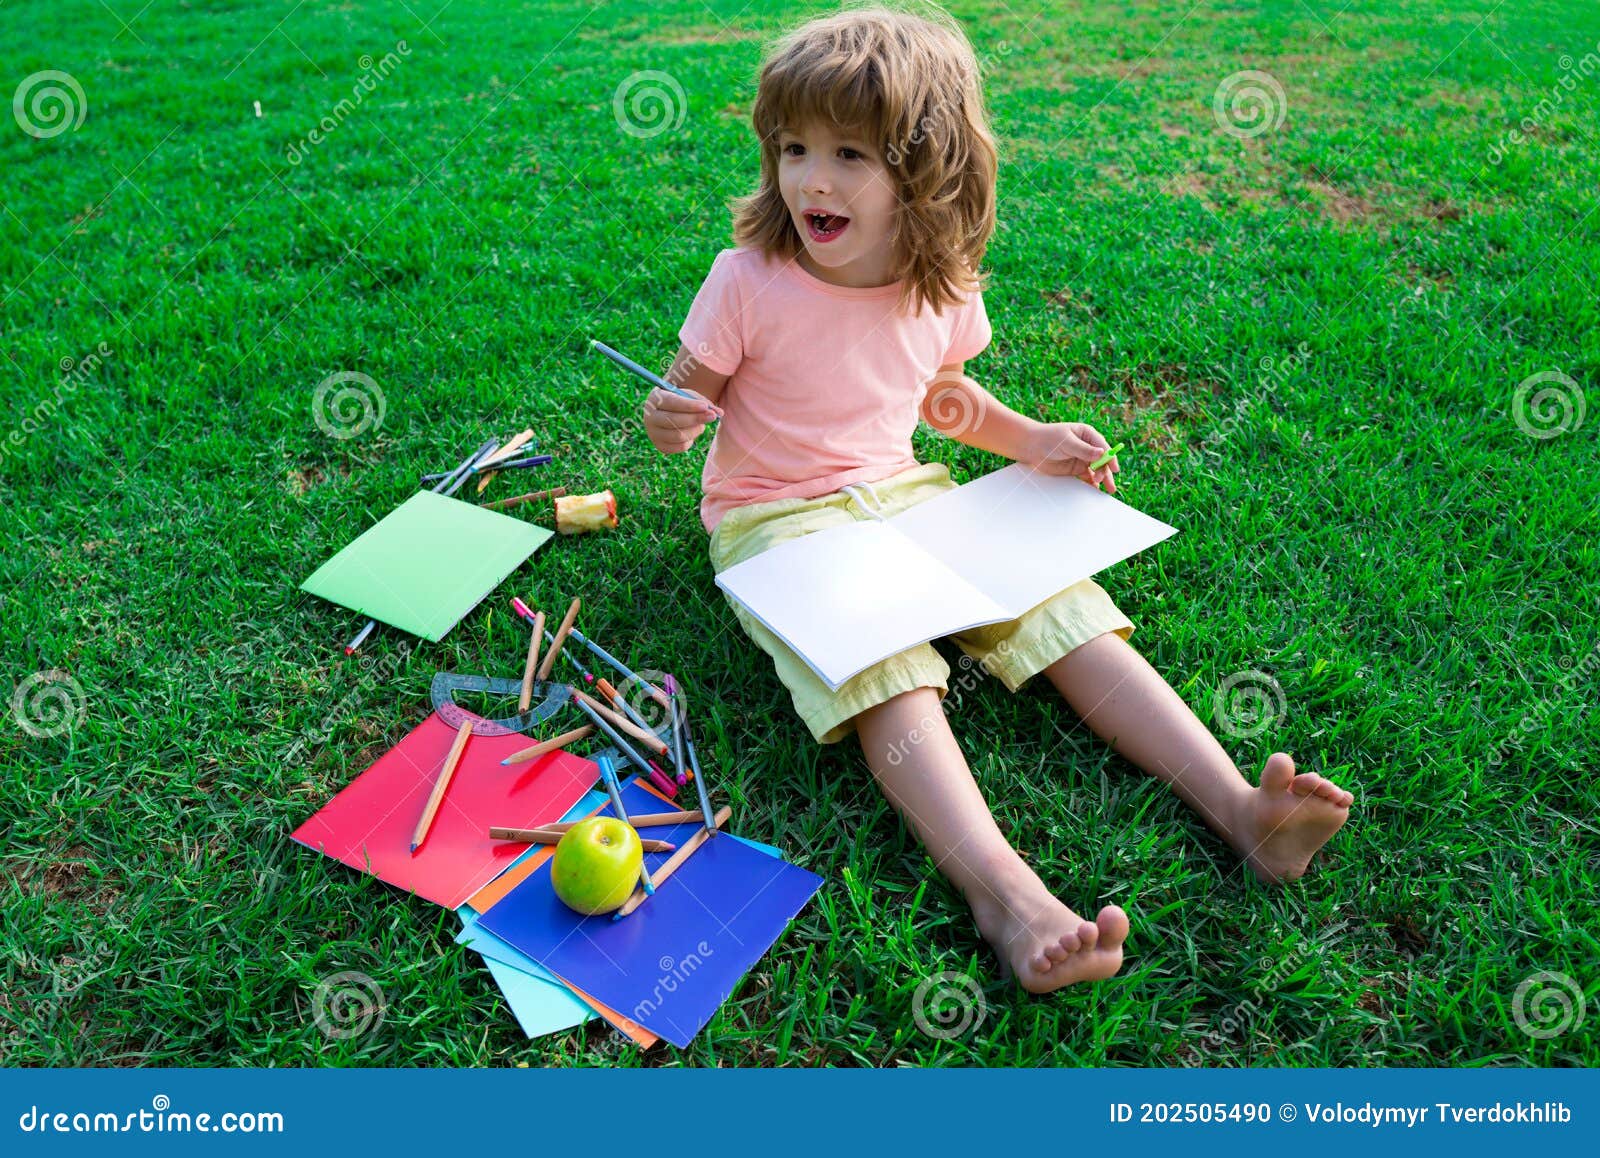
[[291, 712, 597, 909]]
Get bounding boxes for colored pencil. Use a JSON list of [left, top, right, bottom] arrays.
[[412, 719, 472, 853], [510, 810, 703, 834], [595, 756, 653, 895], [614, 805, 732, 918], [544, 628, 595, 683], [443, 439, 502, 497], [475, 428, 535, 492], [537, 597, 582, 681], [568, 628, 671, 709], [1089, 442, 1125, 470], [474, 429, 534, 469], [570, 695, 655, 781], [572, 689, 669, 755], [343, 619, 376, 655], [418, 455, 551, 485], [489, 826, 675, 852], [594, 754, 628, 821], [518, 610, 546, 711], [485, 486, 567, 511], [684, 715, 715, 834], [644, 761, 679, 799], [665, 674, 688, 787], [500, 724, 593, 766], [589, 339, 720, 420]]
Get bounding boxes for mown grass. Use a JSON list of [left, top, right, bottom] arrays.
[[1, 0, 1596, 1066]]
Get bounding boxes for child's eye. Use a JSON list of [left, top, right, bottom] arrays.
[[840, 147, 864, 160], [781, 142, 804, 156]]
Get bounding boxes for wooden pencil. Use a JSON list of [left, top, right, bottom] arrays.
[[485, 486, 567, 511], [509, 810, 703, 835], [500, 724, 594, 766], [412, 719, 473, 853], [475, 428, 535, 492], [488, 826, 675, 852], [571, 689, 668, 754], [518, 610, 546, 711], [536, 596, 582, 681], [614, 805, 732, 917]]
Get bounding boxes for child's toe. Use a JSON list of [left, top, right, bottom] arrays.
[[1291, 772, 1323, 795], [1261, 752, 1296, 791], [1096, 906, 1130, 948]]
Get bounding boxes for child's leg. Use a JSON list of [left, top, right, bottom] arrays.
[[853, 686, 1129, 992], [1040, 632, 1353, 883]]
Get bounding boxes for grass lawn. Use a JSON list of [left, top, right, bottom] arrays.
[[2, 0, 1596, 1066]]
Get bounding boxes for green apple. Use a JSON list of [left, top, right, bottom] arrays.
[[551, 817, 643, 915]]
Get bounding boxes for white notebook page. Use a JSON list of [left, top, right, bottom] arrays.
[[714, 520, 1010, 690], [888, 463, 1179, 617]]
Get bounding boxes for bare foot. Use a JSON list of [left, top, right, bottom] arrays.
[[969, 876, 1129, 992], [1233, 752, 1353, 883]]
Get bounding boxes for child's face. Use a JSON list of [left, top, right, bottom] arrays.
[[777, 120, 899, 284]]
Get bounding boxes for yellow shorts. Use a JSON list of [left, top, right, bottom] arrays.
[[708, 462, 1136, 744]]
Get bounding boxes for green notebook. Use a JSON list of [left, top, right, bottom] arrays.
[[301, 492, 553, 642]]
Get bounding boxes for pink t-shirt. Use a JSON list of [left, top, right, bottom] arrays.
[[678, 246, 992, 533]]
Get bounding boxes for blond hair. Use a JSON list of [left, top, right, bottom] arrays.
[[731, 3, 998, 316]]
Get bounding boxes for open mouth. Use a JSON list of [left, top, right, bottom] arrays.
[[803, 211, 851, 243]]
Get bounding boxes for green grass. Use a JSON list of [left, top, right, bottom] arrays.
[[2, 0, 1597, 1066]]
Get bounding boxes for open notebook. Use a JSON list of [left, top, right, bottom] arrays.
[[714, 463, 1178, 690]]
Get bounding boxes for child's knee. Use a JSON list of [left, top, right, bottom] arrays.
[[853, 685, 950, 753]]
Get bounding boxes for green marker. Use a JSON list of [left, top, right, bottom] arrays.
[[1090, 442, 1125, 470]]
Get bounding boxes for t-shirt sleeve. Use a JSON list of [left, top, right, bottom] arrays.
[[678, 249, 744, 376], [942, 286, 992, 365]]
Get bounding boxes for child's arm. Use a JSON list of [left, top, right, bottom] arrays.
[[921, 363, 1120, 493], [642, 344, 728, 455]]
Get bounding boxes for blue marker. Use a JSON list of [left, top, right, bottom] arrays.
[[589, 339, 720, 420], [594, 755, 653, 897]]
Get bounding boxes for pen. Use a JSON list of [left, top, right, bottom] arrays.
[[596, 755, 653, 896], [589, 339, 721, 419]]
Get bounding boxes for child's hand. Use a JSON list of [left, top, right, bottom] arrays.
[[642, 387, 722, 454], [1020, 421, 1120, 493]]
